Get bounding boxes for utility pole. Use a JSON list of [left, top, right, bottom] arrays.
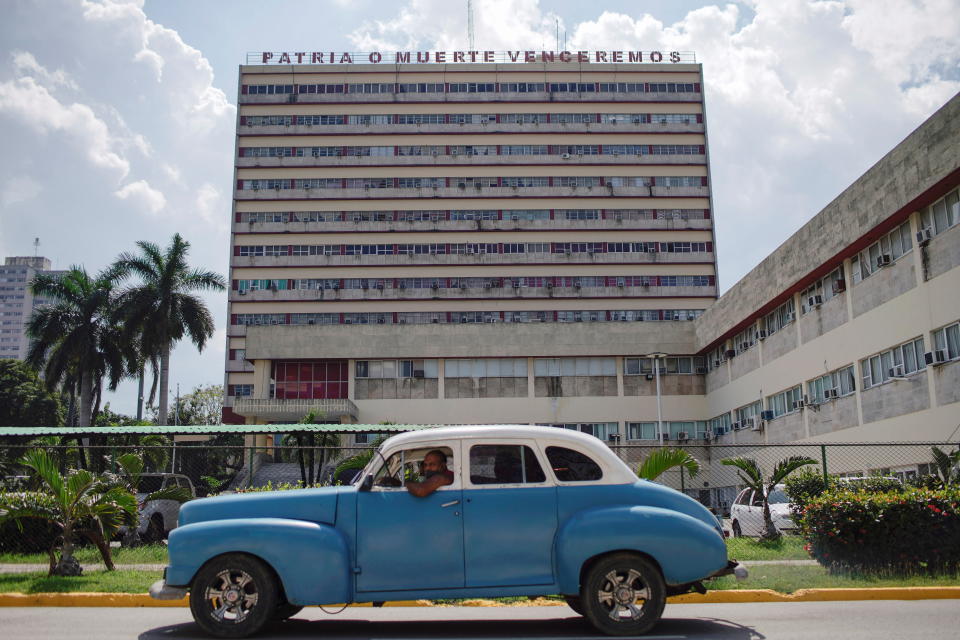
[[467, 0, 475, 50]]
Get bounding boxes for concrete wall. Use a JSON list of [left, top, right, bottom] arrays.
[[851, 255, 916, 318], [925, 221, 960, 280], [806, 395, 859, 437], [800, 292, 849, 344], [932, 360, 960, 407], [861, 376, 930, 424]]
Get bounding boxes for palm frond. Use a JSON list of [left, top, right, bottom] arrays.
[[637, 448, 700, 481], [721, 456, 764, 491]]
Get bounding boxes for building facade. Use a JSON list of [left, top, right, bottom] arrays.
[[225, 55, 717, 436], [224, 55, 959, 474], [0, 256, 62, 361]]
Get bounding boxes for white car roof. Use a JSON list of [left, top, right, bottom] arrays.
[[379, 425, 638, 484]]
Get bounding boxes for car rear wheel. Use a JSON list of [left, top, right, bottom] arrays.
[[143, 514, 165, 543], [580, 553, 666, 636], [189, 554, 279, 638]]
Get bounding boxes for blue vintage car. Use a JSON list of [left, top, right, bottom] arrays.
[[151, 426, 742, 636]]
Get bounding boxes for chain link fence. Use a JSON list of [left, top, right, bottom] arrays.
[[0, 436, 955, 556]]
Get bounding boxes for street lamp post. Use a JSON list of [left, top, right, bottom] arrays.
[[646, 353, 667, 446]]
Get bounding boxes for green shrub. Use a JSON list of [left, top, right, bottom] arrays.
[[802, 487, 960, 575], [0, 491, 60, 553], [783, 468, 826, 519]]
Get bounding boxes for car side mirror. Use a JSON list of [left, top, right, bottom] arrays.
[[359, 474, 374, 492]]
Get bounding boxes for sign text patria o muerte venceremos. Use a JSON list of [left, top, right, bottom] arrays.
[[251, 50, 695, 65]]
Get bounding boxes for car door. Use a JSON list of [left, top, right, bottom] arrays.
[[355, 443, 464, 592], [461, 440, 557, 587], [743, 490, 766, 536]]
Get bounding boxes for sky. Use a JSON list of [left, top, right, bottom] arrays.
[[0, 0, 958, 417]]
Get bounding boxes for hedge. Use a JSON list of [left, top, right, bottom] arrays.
[[803, 487, 960, 575], [784, 470, 903, 522]]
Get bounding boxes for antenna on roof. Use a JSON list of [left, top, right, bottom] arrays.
[[467, 0, 475, 50], [33, 237, 40, 257]]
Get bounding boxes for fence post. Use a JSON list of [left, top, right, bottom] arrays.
[[248, 446, 255, 488], [820, 444, 829, 486], [680, 465, 685, 493]]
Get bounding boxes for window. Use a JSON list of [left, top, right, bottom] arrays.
[[445, 358, 527, 378], [545, 447, 602, 481], [861, 337, 926, 388], [734, 401, 762, 428], [499, 83, 546, 93], [920, 187, 959, 236], [469, 445, 545, 484], [733, 325, 755, 354], [932, 321, 960, 361], [534, 358, 616, 376], [801, 266, 845, 314], [627, 422, 659, 441], [624, 356, 705, 375], [764, 298, 796, 335], [272, 360, 348, 399], [767, 386, 802, 417], [851, 222, 912, 283], [808, 365, 856, 403], [348, 114, 392, 125], [709, 413, 732, 436], [356, 359, 439, 379]]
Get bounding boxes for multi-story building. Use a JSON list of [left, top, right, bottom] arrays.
[[225, 52, 717, 434], [0, 256, 62, 361], [224, 53, 959, 483]]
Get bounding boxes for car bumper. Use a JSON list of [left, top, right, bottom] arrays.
[[149, 569, 188, 600], [710, 560, 749, 581]]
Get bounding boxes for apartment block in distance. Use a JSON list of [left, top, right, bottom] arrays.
[[0, 256, 63, 360], [225, 49, 717, 438]]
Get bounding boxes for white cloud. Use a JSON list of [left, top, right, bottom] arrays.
[[1, 175, 42, 207], [12, 50, 78, 90], [114, 179, 166, 214], [194, 183, 225, 229], [0, 74, 130, 178]]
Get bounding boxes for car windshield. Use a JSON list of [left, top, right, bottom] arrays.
[[137, 476, 163, 493], [768, 489, 789, 504]]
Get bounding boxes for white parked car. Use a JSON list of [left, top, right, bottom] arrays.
[[730, 484, 795, 537], [135, 473, 195, 541]]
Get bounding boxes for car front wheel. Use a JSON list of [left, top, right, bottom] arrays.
[[580, 553, 666, 636], [732, 520, 742, 538], [189, 554, 279, 638]]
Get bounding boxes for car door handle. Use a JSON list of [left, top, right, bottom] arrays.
[[441, 500, 460, 508]]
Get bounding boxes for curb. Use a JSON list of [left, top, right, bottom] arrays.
[[1, 588, 959, 607]]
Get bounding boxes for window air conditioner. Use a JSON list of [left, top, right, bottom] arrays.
[[876, 254, 892, 268], [731, 421, 741, 430], [750, 417, 763, 431], [724, 349, 736, 359], [792, 399, 806, 411], [888, 364, 906, 378], [825, 388, 839, 399], [760, 410, 774, 421], [677, 431, 689, 441], [696, 367, 707, 374], [916, 228, 933, 246], [755, 330, 767, 340], [924, 350, 948, 366], [808, 295, 823, 308], [238, 290, 247, 295], [833, 279, 847, 294], [561, 153, 571, 160]]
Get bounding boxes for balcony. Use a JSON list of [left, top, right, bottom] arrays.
[[237, 121, 704, 137], [238, 91, 703, 106], [235, 153, 705, 169], [232, 397, 358, 421], [233, 216, 713, 234], [230, 284, 716, 303], [234, 185, 709, 201], [230, 251, 715, 269]]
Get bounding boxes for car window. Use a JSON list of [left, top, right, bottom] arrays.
[[750, 491, 764, 507], [469, 444, 546, 484], [137, 476, 163, 493], [734, 489, 750, 505], [373, 446, 455, 487], [177, 477, 191, 490], [768, 489, 788, 504], [545, 446, 603, 482]]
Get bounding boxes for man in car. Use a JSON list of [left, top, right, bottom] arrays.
[[405, 449, 454, 497]]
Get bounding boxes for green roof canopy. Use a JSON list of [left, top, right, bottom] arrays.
[[0, 424, 440, 437]]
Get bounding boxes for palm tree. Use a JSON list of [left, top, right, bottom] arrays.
[[637, 447, 700, 482], [26, 267, 132, 429], [721, 455, 816, 540], [931, 446, 960, 487], [0, 450, 137, 575], [114, 234, 226, 425]]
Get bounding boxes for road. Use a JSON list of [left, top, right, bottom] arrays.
[[1, 601, 957, 639]]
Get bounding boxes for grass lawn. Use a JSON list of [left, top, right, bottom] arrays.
[[725, 535, 810, 561], [0, 544, 168, 565], [0, 570, 161, 594]]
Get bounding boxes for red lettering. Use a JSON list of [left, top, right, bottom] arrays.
[[368, 52, 382, 63], [454, 51, 465, 62], [577, 51, 589, 62], [524, 50, 536, 62], [507, 51, 521, 62], [670, 51, 681, 63], [417, 51, 430, 63], [483, 51, 494, 62], [329, 52, 334, 63], [650, 51, 663, 63], [559, 51, 572, 62], [395, 52, 411, 63], [278, 52, 291, 64], [339, 52, 353, 63], [540, 51, 555, 62], [436, 51, 446, 63], [595, 51, 608, 62], [628, 51, 642, 62], [311, 52, 324, 63], [261, 52, 274, 63], [612, 51, 623, 63], [295, 52, 305, 63]]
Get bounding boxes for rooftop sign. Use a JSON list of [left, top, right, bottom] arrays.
[[246, 50, 696, 65]]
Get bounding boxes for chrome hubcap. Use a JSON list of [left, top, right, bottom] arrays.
[[598, 568, 651, 621], [204, 569, 259, 623]]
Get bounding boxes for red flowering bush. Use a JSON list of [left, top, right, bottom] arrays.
[[802, 487, 960, 575]]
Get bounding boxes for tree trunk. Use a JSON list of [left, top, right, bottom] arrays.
[[158, 343, 170, 425], [762, 499, 780, 540], [78, 372, 94, 428], [307, 434, 315, 485], [82, 529, 115, 570], [53, 524, 82, 576], [296, 434, 306, 485]]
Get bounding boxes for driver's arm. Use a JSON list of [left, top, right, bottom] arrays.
[[405, 473, 452, 497]]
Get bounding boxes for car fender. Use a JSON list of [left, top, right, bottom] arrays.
[[165, 517, 351, 606], [555, 505, 728, 591]]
